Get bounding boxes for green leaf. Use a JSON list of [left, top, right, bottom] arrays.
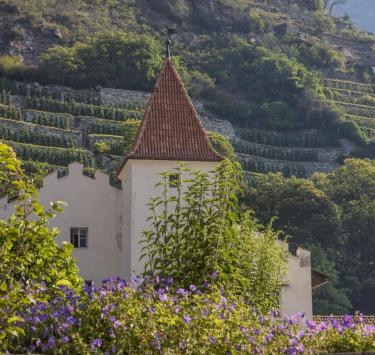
[[56, 279, 72, 287], [7, 316, 24, 324]]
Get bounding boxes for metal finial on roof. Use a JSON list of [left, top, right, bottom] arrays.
[[166, 28, 177, 59], [165, 39, 172, 59]]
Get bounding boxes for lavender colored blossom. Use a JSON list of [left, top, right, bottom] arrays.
[[209, 335, 216, 344], [189, 284, 197, 292], [182, 315, 191, 324], [211, 271, 219, 280], [90, 338, 102, 350]]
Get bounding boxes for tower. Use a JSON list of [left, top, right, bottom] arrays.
[[117, 57, 223, 278]]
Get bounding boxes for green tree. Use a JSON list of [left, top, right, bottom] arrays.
[[207, 131, 236, 160], [142, 161, 288, 311], [38, 46, 79, 85], [0, 143, 82, 346]]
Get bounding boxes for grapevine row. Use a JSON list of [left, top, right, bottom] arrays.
[[0, 104, 72, 129], [0, 78, 147, 110], [233, 140, 319, 162], [23, 96, 143, 121], [0, 119, 76, 148], [324, 89, 375, 107], [241, 157, 307, 178], [343, 115, 375, 129], [322, 79, 374, 94], [2, 140, 93, 166], [236, 128, 339, 148], [330, 101, 375, 118]]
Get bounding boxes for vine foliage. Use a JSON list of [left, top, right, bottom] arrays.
[[141, 160, 288, 310]]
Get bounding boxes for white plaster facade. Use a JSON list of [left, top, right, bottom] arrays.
[[280, 248, 313, 319], [118, 159, 219, 278], [0, 162, 123, 284]]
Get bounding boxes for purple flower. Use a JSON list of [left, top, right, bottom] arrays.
[[319, 322, 328, 331], [109, 316, 120, 329], [174, 306, 180, 314], [47, 336, 56, 349], [306, 320, 317, 331], [201, 309, 208, 318], [343, 314, 353, 328], [165, 276, 173, 285], [189, 284, 197, 292], [62, 336, 69, 344], [91, 338, 103, 351], [220, 313, 225, 320], [265, 333, 273, 343], [211, 271, 219, 280], [150, 306, 156, 314], [159, 293, 168, 302], [296, 330, 304, 340], [182, 315, 191, 324], [239, 325, 247, 333], [209, 335, 216, 344], [176, 288, 188, 297], [203, 281, 211, 289]]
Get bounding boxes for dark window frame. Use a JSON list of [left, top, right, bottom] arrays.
[[70, 227, 88, 248]]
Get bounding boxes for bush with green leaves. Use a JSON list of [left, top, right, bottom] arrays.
[[0, 142, 82, 345], [142, 160, 288, 311], [207, 131, 236, 160], [3, 278, 375, 353]]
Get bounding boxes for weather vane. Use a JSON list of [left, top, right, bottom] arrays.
[[166, 28, 177, 59]]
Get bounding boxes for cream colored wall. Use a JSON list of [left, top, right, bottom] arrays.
[[280, 248, 313, 319], [119, 159, 219, 277], [0, 162, 122, 285]]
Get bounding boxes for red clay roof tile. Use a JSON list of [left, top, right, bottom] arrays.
[[118, 59, 223, 174]]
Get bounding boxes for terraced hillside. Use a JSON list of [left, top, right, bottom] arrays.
[[323, 78, 375, 142], [0, 79, 147, 185], [0, 76, 362, 180], [232, 127, 354, 177]]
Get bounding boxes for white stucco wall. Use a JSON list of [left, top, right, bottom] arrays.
[[119, 159, 219, 277], [280, 248, 313, 319], [0, 162, 122, 285]]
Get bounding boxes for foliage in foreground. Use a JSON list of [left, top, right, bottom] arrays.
[[0, 142, 82, 343], [142, 161, 288, 311], [2, 278, 375, 354]]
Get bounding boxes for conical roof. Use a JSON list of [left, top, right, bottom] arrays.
[[118, 59, 223, 173]]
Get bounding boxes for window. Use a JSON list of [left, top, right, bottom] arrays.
[[70, 228, 88, 248], [168, 173, 181, 188]]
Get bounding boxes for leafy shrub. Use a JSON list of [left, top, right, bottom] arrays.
[[2, 278, 375, 353], [37, 32, 163, 90], [340, 121, 369, 146], [0, 143, 82, 345], [94, 141, 110, 154], [207, 131, 236, 160], [142, 161, 288, 310]]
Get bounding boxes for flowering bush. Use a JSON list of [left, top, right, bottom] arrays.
[[2, 277, 374, 354]]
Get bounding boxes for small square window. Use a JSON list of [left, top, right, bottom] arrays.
[[169, 173, 181, 188], [70, 228, 88, 248]]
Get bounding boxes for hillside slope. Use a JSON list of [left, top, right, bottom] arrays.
[[0, 0, 375, 177]]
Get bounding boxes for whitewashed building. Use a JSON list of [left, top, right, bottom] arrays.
[[0, 58, 325, 318]]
